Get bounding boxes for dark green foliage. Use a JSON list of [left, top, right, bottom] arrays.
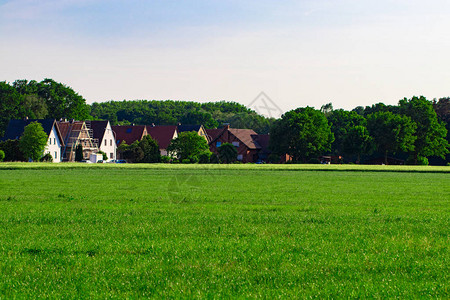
[[367, 112, 416, 164], [138, 135, 161, 163], [406, 155, 428, 165], [19, 122, 48, 162], [327, 109, 365, 155], [210, 153, 220, 163], [0, 140, 25, 161], [160, 156, 171, 163], [75, 144, 83, 162], [270, 107, 334, 163], [308, 158, 321, 164], [343, 125, 372, 163], [0, 82, 23, 136], [198, 150, 212, 163], [39, 153, 53, 162], [399, 96, 448, 163], [167, 132, 209, 162], [0, 150, 4, 162], [218, 143, 238, 164]]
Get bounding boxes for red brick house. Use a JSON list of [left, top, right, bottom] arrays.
[[112, 125, 148, 146], [206, 125, 262, 163], [146, 125, 178, 156]]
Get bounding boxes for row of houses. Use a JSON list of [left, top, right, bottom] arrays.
[[1, 119, 287, 163]]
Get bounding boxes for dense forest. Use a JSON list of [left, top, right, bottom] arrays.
[[1, 79, 449, 164]]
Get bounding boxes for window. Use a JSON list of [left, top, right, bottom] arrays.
[[126, 128, 132, 133], [237, 154, 243, 161], [55, 151, 57, 159], [54, 138, 56, 145], [48, 138, 51, 145], [216, 142, 221, 147], [232, 142, 239, 147], [110, 139, 112, 146], [110, 153, 113, 159], [105, 139, 107, 146]]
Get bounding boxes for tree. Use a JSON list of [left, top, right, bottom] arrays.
[[19, 121, 48, 162], [167, 132, 209, 161], [343, 125, 372, 163], [366, 111, 416, 164], [98, 150, 108, 161], [0, 140, 26, 161], [138, 135, 161, 163], [0, 82, 23, 136], [399, 96, 448, 164], [320, 102, 333, 116], [75, 144, 84, 162], [327, 109, 365, 155], [218, 143, 238, 164], [0, 150, 4, 162], [270, 107, 334, 163]]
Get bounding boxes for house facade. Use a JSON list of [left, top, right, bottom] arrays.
[[89, 120, 116, 161], [2, 119, 64, 162], [207, 125, 262, 163], [58, 120, 98, 161]]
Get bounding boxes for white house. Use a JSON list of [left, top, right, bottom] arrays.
[[89, 120, 116, 161], [2, 119, 64, 162]]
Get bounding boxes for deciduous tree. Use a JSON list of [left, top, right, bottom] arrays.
[[19, 122, 48, 162], [167, 131, 209, 161]]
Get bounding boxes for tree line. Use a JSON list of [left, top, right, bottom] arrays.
[[1, 79, 449, 164]]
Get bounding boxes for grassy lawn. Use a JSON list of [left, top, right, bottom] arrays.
[[0, 164, 448, 298]]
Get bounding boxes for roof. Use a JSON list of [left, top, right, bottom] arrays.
[[112, 125, 147, 145], [57, 121, 84, 142], [146, 125, 177, 149], [253, 134, 270, 154], [2, 119, 64, 146], [89, 120, 109, 143], [177, 125, 202, 133], [205, 128, 224, 142], [229, 128, 261, 150]]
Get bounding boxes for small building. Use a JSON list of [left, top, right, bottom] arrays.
[[207, 125, 262, 163], [112, 125, 148, 147], [177, 124, 208, 141], [89, 120, 116, 161], [58, 120, 98, 161], [146, 125, 178, 156], [2, 119, 64, 162]]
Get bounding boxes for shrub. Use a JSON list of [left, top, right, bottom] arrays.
[[406, 155, 429, 165], [181, 158, 191, 164], [0, 150, 4, 162], [160, 156, 171, 163], [210, 153, 220, 164], [98, 151, 108, 161], [198, 151, 212, 164], [39, 153, 53, 162]]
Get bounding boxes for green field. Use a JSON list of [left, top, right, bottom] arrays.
[[0, 164, 448, 298]]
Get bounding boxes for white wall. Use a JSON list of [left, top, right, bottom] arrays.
[[44, 125, 62, 163], [99, 122, 117, 161]]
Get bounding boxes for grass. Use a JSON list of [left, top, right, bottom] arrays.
[[0, 163, 448, 298]]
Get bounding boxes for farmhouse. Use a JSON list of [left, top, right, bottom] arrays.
[[89, 120, 116, 161], [58, 120, 98, 161], [2, 119, 65, 162], [146, 125, 178, 156]]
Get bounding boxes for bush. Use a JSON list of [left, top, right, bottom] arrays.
[[405, 155, 429, 165], [198, 151, 212, 164], [98, 151, 108, 161], [160, 156, 171, 163], [181, 158, 191, 164], [0, 150, 4, 162], [210, 153, 220, 164], [39, 153, 53, 162]]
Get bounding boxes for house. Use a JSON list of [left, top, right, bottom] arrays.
[[2, 119, 64, 162], [146, 125, 178, 156], [207, 125, 262, 163], [252, 134, 292, 163], [112, 125, 148, 146], [89, 120, 116, 161], [58, 120, 98, 161], [177, 124, 208, 141]]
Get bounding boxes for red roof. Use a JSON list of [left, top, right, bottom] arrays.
[[57, 121, 84, 142], [206, 128, 224, 142], [112, 125, 147, 145], [146, 125, 177, 149]]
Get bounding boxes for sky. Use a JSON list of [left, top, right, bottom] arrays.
[[1, 0, 449, 116]]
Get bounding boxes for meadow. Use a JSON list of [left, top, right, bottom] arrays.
[[0, 163, 448, 298]]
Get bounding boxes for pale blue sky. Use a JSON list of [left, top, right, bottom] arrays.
[[1, 0, 449, 112]]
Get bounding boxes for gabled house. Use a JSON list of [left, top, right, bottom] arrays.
[[177, 124, 208, 141], [112, 125, 148, 146], [58, 120, 98, 161], [146, 125, 178, 156], [2, 119, 64, 162], [89, 120, 116, 161], [207, 125, 262, 163]]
